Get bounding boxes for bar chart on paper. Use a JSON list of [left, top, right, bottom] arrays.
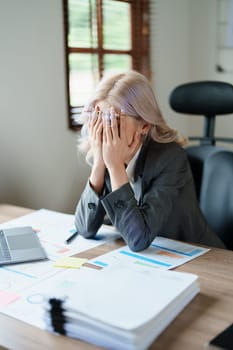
[[89, 236, 210, 270]]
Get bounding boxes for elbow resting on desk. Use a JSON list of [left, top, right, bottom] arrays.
[[75, 210, 154, 251], [126, 233, 152, 252], [128, 242, 151, 252], [79, 230, 97, 239], [74, 220, 98, 239], [75, 225, 97, 239]]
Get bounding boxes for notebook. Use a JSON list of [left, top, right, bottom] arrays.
[[0, 226, 47, 265]]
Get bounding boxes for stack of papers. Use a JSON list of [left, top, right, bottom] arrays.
[[44, 263, 199, 350]]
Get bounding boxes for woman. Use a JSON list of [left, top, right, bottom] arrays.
[[74, 70, 225, 251]]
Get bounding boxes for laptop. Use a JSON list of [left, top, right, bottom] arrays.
[[0, 226, 47, 265]]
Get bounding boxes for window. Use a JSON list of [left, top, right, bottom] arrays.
[[63, 0, 150, 129]]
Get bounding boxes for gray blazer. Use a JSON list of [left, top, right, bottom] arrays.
[[75, 139, 225, 251]]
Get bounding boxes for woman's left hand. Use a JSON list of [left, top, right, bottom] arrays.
[[102, 112, 141, 172]]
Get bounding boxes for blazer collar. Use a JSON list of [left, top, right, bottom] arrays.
[[134, 137, 151, 181]]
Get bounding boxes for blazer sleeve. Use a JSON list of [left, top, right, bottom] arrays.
[[101, 150, 190, 252], [74, 180, 106, 238]]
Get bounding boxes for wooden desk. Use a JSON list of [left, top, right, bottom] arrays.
[[0, 204, 232, 350]]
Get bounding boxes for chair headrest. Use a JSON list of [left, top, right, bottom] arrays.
[[169, 81, 233, 116]]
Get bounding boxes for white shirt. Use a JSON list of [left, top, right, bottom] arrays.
[[126, 146, 142, 186]]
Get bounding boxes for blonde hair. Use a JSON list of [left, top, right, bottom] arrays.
[[78, 70, 187, 163]]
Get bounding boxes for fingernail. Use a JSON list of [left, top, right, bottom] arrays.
[[103, 110, 111, 122], [92, 110, 97, 119], [110, 111, 115, 120]]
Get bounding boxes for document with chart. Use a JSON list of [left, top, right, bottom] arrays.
[[89, 235, 210, 270]]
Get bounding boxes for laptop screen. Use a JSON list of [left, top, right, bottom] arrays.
[[7, 233, 39, 250], [0, 227, 47, 265]]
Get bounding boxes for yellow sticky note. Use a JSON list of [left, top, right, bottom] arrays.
[[54, 257, 88, 268]]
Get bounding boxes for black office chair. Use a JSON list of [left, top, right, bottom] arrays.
[[169, 81, 233, 249], [169, 81, 233, 200], [200, 151, 233, 250]]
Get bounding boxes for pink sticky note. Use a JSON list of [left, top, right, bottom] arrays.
[[0, 290, 20, 307]]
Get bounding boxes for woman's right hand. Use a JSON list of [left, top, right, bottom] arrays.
[[88, 108, 106, 194], [88, 108, 104, 166]]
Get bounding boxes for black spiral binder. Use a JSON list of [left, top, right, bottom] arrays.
[[49, 298, 67, 335]]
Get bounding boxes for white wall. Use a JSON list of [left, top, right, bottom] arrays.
[[150, 0, 191, 136], [152, 0, 233, 147], [0, 0, 90, 213], [189, 0, 233, 143], [188, 0, 216, 137], [0, 0, 232, 213]]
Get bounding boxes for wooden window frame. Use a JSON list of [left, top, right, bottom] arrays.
[[63, 0, 150, 130]]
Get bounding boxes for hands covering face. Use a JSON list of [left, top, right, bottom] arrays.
[[88, 107, 105, 168], [88, 107, 142, 171]]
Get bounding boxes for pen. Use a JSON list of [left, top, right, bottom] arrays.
[[65, 231, 78, 244]]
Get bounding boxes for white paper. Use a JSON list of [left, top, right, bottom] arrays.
[[43, 264, 199, 350], [89, 235, 209, 270], [0, 209, 121, 260], [0, 209, 201, 349]]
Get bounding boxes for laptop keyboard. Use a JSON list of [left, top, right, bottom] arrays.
[[0, 230, 11, 262]]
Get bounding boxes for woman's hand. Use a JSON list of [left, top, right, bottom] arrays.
[[88, 108, 106, 194], [103, 112, 141, 169], [88, 109, 104, 166], [102, 111, 141, 190]]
